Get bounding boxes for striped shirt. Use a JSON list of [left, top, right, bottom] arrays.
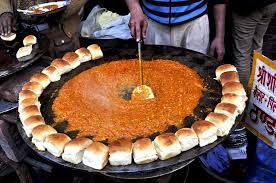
[[141, 0, 208, 25]]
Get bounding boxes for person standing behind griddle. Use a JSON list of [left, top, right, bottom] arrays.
[[0, 0, 88, 57], [125, 0, 227, 61], [230, 0, 276, 87]]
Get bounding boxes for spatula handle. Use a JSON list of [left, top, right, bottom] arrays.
[[138, 40, 143, 86]]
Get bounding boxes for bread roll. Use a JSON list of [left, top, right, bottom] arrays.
[[87, 44, 103, 60], [83, 142, 109, 170], [30, 73, 51, 89], [75, 48, 91, 63], [62, 52, 80, 69], [109, 138, 132, 166], [133, 138, 158, 164], [205, 112, 234, 137], [0, 32, 16, 41], [62, 137, 93, 164], [222, 81, 247, 97], [214, 103, 239, 119], [22, 115, 45, 137], [44, 133, 71, 157], [220, 71, 240, 86], [215, 64, 237, 80], [42, 66, 61, 82], [16, 45, 32, 59], [175, 128, 199, 151], [23, 35, 37, 46], [22, 81, 43, 96], [31, 124, 57, 151], [51, 58, 72, 74], [19, 90, 37, 103], [153, 133, 181, 160], [221, 93, 247, 114], [19, 105, 41, 122], [192, 120, 217, 147], [18, 98, 40, 113]]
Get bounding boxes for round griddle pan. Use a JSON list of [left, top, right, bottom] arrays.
[[17, 42, 242, 177], [0, 28, 49, 78]]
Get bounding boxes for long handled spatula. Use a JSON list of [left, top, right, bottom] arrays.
[[131, 40, 155, 100]]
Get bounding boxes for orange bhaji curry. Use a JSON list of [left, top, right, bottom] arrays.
[[52, 59, 203, 142]]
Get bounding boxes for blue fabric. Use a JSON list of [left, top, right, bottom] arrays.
[[199, 145, 230, 173], [141, 0, 207, 25], [142, 0, 203, 13], [245, 140, 276, 183]]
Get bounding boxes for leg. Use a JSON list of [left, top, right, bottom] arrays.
[[183, 14, 210, 54], [252, 3, 276, 52], [144, 18, 171, 46], [231, 11, 261, 87]]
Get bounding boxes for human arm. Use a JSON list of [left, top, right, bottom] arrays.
[[125, 0, 147, 41], [0, 0, 15, 36], [210, 4, 226, 61]]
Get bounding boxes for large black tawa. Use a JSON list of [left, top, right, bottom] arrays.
[[17, 42, 242, 178]]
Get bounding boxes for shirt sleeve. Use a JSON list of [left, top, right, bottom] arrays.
[[0, 0, 13, 15]]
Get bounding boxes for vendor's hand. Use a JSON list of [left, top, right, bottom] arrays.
[[128, 8, 147, 42], [0, 13, 16, 36], [210, 37, 225, 61]]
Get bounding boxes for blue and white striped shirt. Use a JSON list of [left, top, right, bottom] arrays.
[[141, 0, 208, 25]]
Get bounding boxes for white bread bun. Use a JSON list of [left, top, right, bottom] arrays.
[[31, 124, 57, 151], [215, 64, 237, 80], [220, 71, 240, 86], [0, 32, 16, 41], [18, 98, 40, 113], [23, 35, 37, 46], [42, 66, 61, 82], [30, 73, 51, 89], [192, 120, 218, 147], [222, 81, 247, 97], [22, 115, 45, 137], [19, 105, 41, 123], [153, 133, 181, 160], [44, 133, 71, 157], [87, 44, 103, 60], [16, 45, 32, 59], [75, 48, 91, 63], [221, 93, 247, 114], [205, 112, 234, 137], [175, 128, 199, 151], [62, 137, 93, 164], [133, 138, 158, 164], [51, 58, 72, 74], [82, 142, 109, 170], [19, 90, 37, 103], [62, 52, 80, 69], [108, 138, 132, 166], [22, 81, 43, 96], [214, 102, 239, 119]]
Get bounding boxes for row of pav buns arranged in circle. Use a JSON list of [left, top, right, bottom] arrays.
[[18, 43, 247, 170]]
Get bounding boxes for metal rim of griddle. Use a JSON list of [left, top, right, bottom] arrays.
[[17, 42, 242, 177], [0, 28, 49, 78]]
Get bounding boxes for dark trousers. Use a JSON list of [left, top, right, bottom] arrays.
[[231, 3, 276, 87]]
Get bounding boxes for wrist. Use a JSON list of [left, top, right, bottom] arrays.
[[215, 35, 224, 42], [128, 2, 143, 14]]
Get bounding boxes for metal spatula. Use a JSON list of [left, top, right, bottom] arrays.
[[131, 41, 155, 100]]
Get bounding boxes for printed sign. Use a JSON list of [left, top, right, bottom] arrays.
[[245, 51, 275, 149]]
